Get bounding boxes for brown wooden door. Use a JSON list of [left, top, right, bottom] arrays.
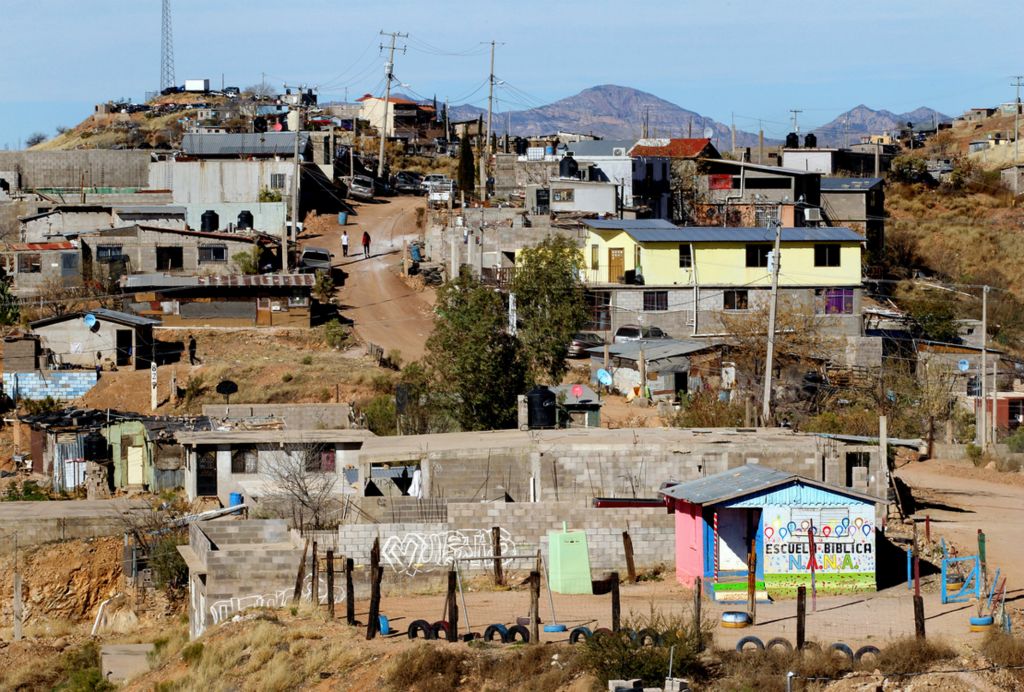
[[608, 248, 625, 283]]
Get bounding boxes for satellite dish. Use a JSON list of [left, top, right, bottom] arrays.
[[572, 384, 584, 399], [597, 369, 613, 387], [83, 313, 97, 328], [702, 126, 714, 139], [215, 379, 238, 404], [958, 359, 970, 373]]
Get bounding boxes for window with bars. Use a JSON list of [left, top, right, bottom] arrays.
[[270, 173, 287, 189], [198, 245, 227, 263], [230, 446, 258, 474], [643, 290, 668, 311], [96, 245, 123, 261]]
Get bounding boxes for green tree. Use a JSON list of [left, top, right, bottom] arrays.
[[427, 270, 524, 430], [312, 271, 336, 304], [888, 155, 931, 184], [895, 282, 960, 342], [231, 246, 261, 275], [510, 234, 589, 383], [0, 272, 20, 325], [457, 139, 476, 198]]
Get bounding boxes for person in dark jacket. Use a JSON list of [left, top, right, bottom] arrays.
[[188, 334, 199, 365], [361, 231, 371, 259]]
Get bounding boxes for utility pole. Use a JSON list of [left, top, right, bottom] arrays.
[[980, 285, 989, 449], [481, 40, 501, 199], [1013, 76, 1023, 163], [789, 109, 802, 134], [761, 209, 784, 425], [377, 31, 407, 178], [282, 83, 310, 273]]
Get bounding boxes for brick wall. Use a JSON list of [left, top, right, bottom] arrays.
[[3, 371, 98, 401]]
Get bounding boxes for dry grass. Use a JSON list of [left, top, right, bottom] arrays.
[[980, 630, 1024, 666], [714, 646, 855, 692], [875, 637, 956, 676]]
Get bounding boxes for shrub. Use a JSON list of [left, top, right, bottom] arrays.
[[966, 443, 983, 466], [1006, 428, 1024, 454], [996, 456, 1022, 473], [181, 642, 204, 666], [258, 188, 282, 202], [363, 394, 397, 436], [981, 630, 1024, 666], [323, 320, 349, 349], [386, 645, 467, 692], [313, 271, 336, 304], [55, 641, 114, 692], [149, 533, 189, 592], [301, 354, 313, 365], [282, 373, 294, 383], [21, 396, 62, 415], [182, 375, 207, 407], [876, 637, 955, 675], [231, 247, 261, 275], [4, 480, 50, 502], [663, 389, 744, 428]]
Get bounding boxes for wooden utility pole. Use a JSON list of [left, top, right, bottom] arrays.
[[480, 40, 500, 198], [529, 570, 541, 643], [491, 526, 504, 586], [377, 31, 408, 177], [1014, 76, 1023, 163], [980, 286, 989, 449], [345, 557, 355, 625], [446, 570, 459, 642], [287, 101, 301, 272], [292, 540, 309, 605], [761, 212, 783, 424], [311, 541, 319, 605], [366, 537, 382, 639]]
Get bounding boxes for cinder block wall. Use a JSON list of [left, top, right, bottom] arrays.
[[3, 371, 98, 401]]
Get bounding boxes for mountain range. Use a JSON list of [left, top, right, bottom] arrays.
[[444, 84, 951, 149]]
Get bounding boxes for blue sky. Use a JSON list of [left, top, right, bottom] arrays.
[[1, 0, 1020, 147]]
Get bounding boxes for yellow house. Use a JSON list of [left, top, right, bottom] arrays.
[[582, 219, 862, 289]]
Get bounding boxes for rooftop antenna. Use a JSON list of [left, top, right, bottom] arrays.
[[160, 0, 176, 92]]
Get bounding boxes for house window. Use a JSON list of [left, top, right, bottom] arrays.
[[96, 245, 123, 261], [17, 253, 41, 273], [591, 244, 599, 270], [643, 290, 668, 312], [156, 246, 184, 270], [230, 446, 257, 474], [818, 288, 854, 315], [745, 244, 770, 268], [634, 245, 642, 269], [198, 245, 227, 263], [678, 244, 692, 268], [305, 447, 336, 473], [814, 243, 841, 267], [552, 189, 574, 202], [270, 173, 287, 189], [288, 295, 309, 307], [724, 289, 749, 311]]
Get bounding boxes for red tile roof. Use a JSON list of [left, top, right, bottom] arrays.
[[8, 241, 76, 252], [630, 138, 714, 159]]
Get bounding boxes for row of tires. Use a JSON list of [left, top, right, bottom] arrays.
[[735, 636, 880, 663], [405, 621, 671, 646]]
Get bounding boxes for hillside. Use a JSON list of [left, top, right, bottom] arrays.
[[809, 104, 951, 146], [451, 84, 766, 146]]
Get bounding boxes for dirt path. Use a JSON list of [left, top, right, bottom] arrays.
[[312, 197, 435, 362], [897, 459, 1024, 584]]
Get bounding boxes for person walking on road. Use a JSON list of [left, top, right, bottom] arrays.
[[341, 230, 349, 258], [188, 334, 199, 365], [361, 231, 371, 259]]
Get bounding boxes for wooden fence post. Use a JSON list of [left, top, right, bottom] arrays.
[[366, 538, 382, 640], [796, 586, 806, 650], [326, 550, 335, 619], [610, 572, 621, 632], [311, 541, 319, 606], [345, 557, 355, 626], [747, 531, 757, 624], [913, 595, 926, 639], [491, 526, 504, 586], [622, 530, 637, 583], [292, 540, 309, 605], [447, 570, 459, 642], [692, 576, 703, 651], [530, 570, 541, 644]]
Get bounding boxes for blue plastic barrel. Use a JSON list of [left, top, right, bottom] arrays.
[[545, 145, 554, 156], [229, 492, 243, 507], [337, 212, 349, 225]]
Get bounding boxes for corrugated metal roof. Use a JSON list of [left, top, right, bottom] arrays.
[[181, 132, 309, 157], [7, 241, 76, 251], [659, 464, 882, 506], [820, 177, 883, 191], [114, 205, 187, 216], [623, 226, 865, 243], [568, 139, 637, 157], [550, 383, 601, 406], [588, 338, 717, 362], [123, 273, 315, 289], [582, 219, 679, 231], [30, 308, 160, 330]]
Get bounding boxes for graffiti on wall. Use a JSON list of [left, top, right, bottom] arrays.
[[206, 572, 343, 631], [762, 504, 875, 577], [382, 528, 517, 577]]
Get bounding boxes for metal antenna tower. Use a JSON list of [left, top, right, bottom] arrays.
[[160, 0, 176, 92]]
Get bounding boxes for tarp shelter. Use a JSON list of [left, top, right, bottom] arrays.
[[660, 464, 883, 600]]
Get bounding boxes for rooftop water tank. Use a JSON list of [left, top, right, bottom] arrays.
[[785, 132, 800, 148], [559, 153, 579, 179], [527, 385, 556, 429], [804, 133, 818, 148], [237, 210, 254, 230], [201, 210, 219, 232]]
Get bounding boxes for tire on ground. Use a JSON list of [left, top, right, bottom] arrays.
[[829, 642, 855, 661], [636, 628, 663, 646], [407, 619, 433, 640], [483, 624, 508, 642], [432, 620, 453, 641], [766, 637, 793, 653], [504, 624, 530, 644], [736, 636, 765, 652], [592, 627, 614, 641], [569, 627, 592, 644], [854, 645, 881, 663]]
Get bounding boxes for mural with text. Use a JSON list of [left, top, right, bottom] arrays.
[[762, 503, 874, 591]]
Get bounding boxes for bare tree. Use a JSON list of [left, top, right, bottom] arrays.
[[264, 443, 338, 529]]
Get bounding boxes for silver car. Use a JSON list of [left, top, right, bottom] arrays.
[[613, 325, 670, 344]]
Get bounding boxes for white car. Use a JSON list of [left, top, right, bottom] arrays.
[[613, 325, 670, 343]]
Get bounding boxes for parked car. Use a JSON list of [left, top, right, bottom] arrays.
[[568, 332, 605, 358], [349, 174, 375, 201], [613, 325, 670, 343], [393, 171, 424, 195], [298, 247, 333, 274]]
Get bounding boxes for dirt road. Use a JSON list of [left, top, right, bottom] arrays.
[[897, 459, 1024, 584], [311, 197, 435, 362]]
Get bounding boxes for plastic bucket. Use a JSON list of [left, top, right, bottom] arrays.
[[338, 212, 349, 225], [229, 492, 243, 507]]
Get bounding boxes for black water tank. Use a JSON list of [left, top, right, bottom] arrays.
[[83, 431, 109, 461], [785, 132, 799, 148], [201, 209, 219, 232], [237, 210, 254, 230], [527, 386, 557, 429], [804, 133, 818, 148], [559, 153, 579, 179]]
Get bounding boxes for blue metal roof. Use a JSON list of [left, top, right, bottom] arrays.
[[820, 177, 883, 191], [630, 226, 863, 243], [659, 463, 882, 506], [587, 338, 717, 362], [583, 219, 678, 231]]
